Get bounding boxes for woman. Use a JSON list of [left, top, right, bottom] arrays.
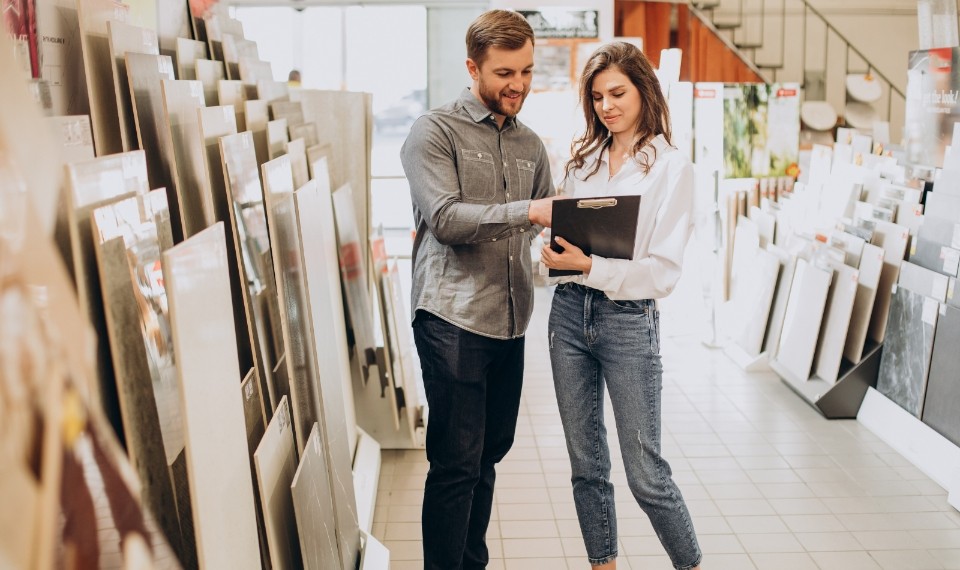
[[540, 42, 702, 570]]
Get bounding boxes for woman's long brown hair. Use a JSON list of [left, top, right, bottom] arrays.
[[564, 41, 673, 182]]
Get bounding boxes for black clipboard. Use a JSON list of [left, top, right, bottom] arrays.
[[549, 195, 641, 276]]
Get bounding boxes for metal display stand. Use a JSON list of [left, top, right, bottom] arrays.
[[771, 340, 882, 419]]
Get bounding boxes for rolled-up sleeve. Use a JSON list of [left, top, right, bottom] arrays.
[[582, 157, 695, 300], [401, 115, 535, 246]]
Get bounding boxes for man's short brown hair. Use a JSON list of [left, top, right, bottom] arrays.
[[465, 10, 535, 67]]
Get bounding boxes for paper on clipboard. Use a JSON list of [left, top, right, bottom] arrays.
[[549, 194, 641, 276]]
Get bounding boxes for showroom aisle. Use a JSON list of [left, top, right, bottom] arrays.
[[373, 285, 960, 570]]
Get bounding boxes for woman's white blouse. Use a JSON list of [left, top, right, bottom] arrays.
[[556, 134, 695, 301]]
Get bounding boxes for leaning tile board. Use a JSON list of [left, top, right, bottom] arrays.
[[922, 304, 960, 447], [36, 0, 89, 116], [843, 243, 884, 364], [106, 20, 157, 152], [332, 183, 379, 383], [254, 396, 303, 570], [175, 37, 206, 81], [271, 100, 304, 127], [195, 58, 224, 106], [160, 79, 212, 238], [267, 118, 289, 161], [294, 166, 362, 570], [240, 368, 271, 569], [125, 52, 180, 239], [66, 150, 149, 424], [736, 248, 780, 357], [775, 258, 832, 382], [219, 80, 248, 130], [48, 115, 95, 276], [197, 105, 254, 378], [220, 131, 279, 415], [286, 137, 309, 190], [91, 190, 187, 559], [813, 262, 859, 383], [262, 155, 321, 454], [290, 122, 319, 148], [868, 220, 910, 344], [78, 0, 131, 155], [876, 286, 939, 418], [245, 99, 270, 174], [163, 222, 261, 569], [291, 423, 341, 570]]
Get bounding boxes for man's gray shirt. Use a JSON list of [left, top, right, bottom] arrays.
[[400, 88, 554, 339]]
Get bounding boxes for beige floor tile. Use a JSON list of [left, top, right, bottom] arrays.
[[929, 549, 960, 568], [499, 520, 559, 539], [503, 558, 568, 570], [809, 551, 883, 569], [749, 552, 819, 570], [498, 503, 556, 521], [795, 531, 863, 551], [496, 473, 548, 489], [386, 505, 421, 523], [910, 529, 960, 549], [384, 522, 421, 541], [697, 533, 745, 554], [625, 555, 675, 570], [853, 530, 924, 550], [691, 516, 732, 535], [715, 499, 776, 517], [621, 536, 667, 556], [382, 540, 422, 561], [560, 536, 587, 559], [780, 513, 845, 533], [700, 553, 757, 569], [705, 483, 764, 500], [870, 549, 945, 569], [496, 487, 551, 504], [501, 538, 565, 559]]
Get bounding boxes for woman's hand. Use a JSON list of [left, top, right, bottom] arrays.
[[541, 236, 592, 273]]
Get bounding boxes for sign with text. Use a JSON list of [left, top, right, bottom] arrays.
[[518, 9, 599, 39]]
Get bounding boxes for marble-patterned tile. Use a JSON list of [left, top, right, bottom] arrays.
[[255, 396, 302, 570], [292, 424, 341, 569], [876, 287, 938, 418]]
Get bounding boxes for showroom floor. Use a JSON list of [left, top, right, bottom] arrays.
[[371, 282, 960, 570]]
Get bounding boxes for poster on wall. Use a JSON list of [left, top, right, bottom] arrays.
[[518, 9, 598, 39], [723, 84, 769, 179], [694, 82, 724, 175], [768, 83, 801, 177], [3, 0, 38, 77], [904, 47, 960, 168]]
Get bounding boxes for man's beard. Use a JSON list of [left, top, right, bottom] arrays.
[[477, 76, 527, 117]]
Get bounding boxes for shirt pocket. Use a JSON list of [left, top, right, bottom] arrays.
[[516, 158, 535, 199], [460, 149, 497, 201]]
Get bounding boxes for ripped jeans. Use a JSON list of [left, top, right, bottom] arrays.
[[548, 283, 702, 569]]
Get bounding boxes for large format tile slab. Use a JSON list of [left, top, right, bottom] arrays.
[[814, 262, 859, 383], [922, 304, 960, 447], [36, 0, 89, 116], [91, 190, 190, 561], [161, 79, 212, 238], [197, 105, 254, 378], [292, 423, 342, 569], [776, 258, 832, 381], [868, 221, 910, 344], [195, 58, 224, 106], [163, 222, 261, 569], [295, 160, 362, 569], [175, 38, 206, 81], [267, 118, 289, 160], [876, 286, 939, 418], [106, 20, 157, 151], [218, 80, 248, 130], [286, 137, 309, 190], [255, 396, 303, 570], [262, 154, 321, 453], [78, 0, 133, 154], [844, 243, 884, 364], [220, 131, 280, 414]]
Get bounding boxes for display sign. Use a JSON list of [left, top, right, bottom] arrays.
[[518, 9, 599, 39], [905, 47, 960, 168]]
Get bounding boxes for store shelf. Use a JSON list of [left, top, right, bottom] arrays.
[[771, 340, 882, 419]]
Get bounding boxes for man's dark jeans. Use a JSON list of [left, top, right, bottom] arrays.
[[413, 310, 525, 570]]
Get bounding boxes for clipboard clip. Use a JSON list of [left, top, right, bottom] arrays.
[[577, 198, 617, 209]]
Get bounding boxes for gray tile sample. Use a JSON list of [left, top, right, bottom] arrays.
[[291, 424, 341, 570], [161, 79, 212, 238], [898, 260, 950, 302], [255, 396, 303, 570], [843, 243, 885, 364], [106, 20, 158, 151], [294, 167, 362, 570], [125, 52, 180, 239], [220, 131, 279, 414], [775, 258, 832, 382], [910, 236, 960, 277], [877, 286, 939, 418], [262, 155, 321, 454], [926, 192, 960, 222], [813, 262, 859, 383], [922, 304, 960, 447], [163, 223, 261, 569]]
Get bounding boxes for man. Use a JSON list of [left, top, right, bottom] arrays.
[[400, 9, 556, 569]]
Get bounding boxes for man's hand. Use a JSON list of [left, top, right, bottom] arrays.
[[528, 196, 562, 227]]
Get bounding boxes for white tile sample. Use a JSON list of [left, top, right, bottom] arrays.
[[255, 396, 303, 570], [292, 423, 341, 569], [161, 79, 211, 238], [814, 262, 859, 383], [106, 20, 158, 152], [776, 259, 832, 381], [163, 222, 261, 569], [175, 37, 206, 81]]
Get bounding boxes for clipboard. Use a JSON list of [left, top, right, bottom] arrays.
[[549, 195, 641, 276]]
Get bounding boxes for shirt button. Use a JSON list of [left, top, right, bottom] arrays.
[[492, 238, 497, 242], [520, 229, 525, 233], [510, 255, 514, 260], [477, 152, 482, 159]]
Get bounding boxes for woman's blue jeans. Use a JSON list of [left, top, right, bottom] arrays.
[[548, 283, 702, 569]]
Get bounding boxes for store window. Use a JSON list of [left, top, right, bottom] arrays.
[[233, 5, 426, 239]]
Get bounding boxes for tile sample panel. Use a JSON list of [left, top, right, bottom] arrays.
[[163, 223, 261, 569], [106, 20, 157, 151], [161, 79, 212, 238], [877, 286, 939, 418], [813, 262, 859, 383], [195, 58, 224, 106], [843, 243, 884, 363], [922, 304, 960, 447], [775, 258, 832, 382], [291, 424, 341, 570], [175, 37, 206, 81]]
